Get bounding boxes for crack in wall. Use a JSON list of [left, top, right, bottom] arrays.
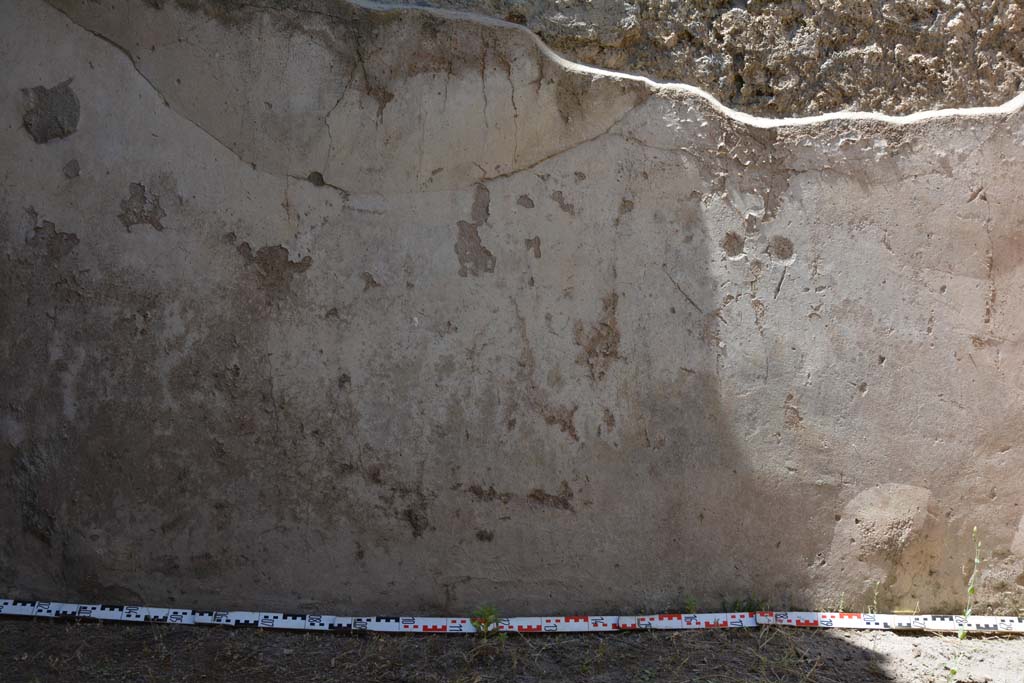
[[43, 0, 645, 198]]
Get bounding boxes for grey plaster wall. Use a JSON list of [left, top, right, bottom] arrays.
[[2, 0, 1023, 615]]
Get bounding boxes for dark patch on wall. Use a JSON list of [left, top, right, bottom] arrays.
[[118, 183, 166, 232], [22, 79, 80, 143], [454, 184, 496, 277], [475, 529, 494, 542], [574, 292, 621, 381], [513, 300, 581, 443], [470, 184, 490, 223], [455, 222, 496, 276], [550, 190, 575, 215], [63, 160, 80, 179], [784, 393, 803, 429], [768, 235, 794, 261], [554, 73, 586, 124], [404, 506, 429, 537], [466, 484, 513, 504], [516, 194, 534, 208], [12, 449, 56, 546], [541, 402, 578, 441], [524, 236, 541, 258], [28, 216, 80, 261], [360, 272, 381, 291], [527, 480, 574, 511], [237, 242, 312, 293], [722, 231, 745, 258]]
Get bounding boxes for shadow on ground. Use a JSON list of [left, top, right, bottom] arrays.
[[0, 620, 898, 682]]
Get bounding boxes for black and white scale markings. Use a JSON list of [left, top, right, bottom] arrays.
[[2, 599, 1023, 634]]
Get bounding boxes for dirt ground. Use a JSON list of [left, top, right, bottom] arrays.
[[2, 620, 1022, 682]]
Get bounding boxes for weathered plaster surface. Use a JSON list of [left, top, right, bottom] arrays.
[[1, 0, 1023, 615]]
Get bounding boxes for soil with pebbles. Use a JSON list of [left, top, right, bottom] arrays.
[[2, 619, 1024, 682]]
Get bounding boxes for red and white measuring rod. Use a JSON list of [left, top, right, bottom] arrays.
[[2, 599, 1022, 634]]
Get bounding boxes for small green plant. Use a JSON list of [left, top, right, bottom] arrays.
[[732, 596, 765, 612], [947, 526, 983, 683], [683, 597, 698, 614], [868, 580, 880, 615], [470, 605, 503, 639], [960, 526, 983, 638], [579, 638, 608, 675]]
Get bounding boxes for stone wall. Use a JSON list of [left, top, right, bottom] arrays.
[[404, 0, 1024, 117], [2, 0, 1023, 615]]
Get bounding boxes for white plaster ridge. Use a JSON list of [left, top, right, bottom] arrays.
[[360, 0, 1024, 128]]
